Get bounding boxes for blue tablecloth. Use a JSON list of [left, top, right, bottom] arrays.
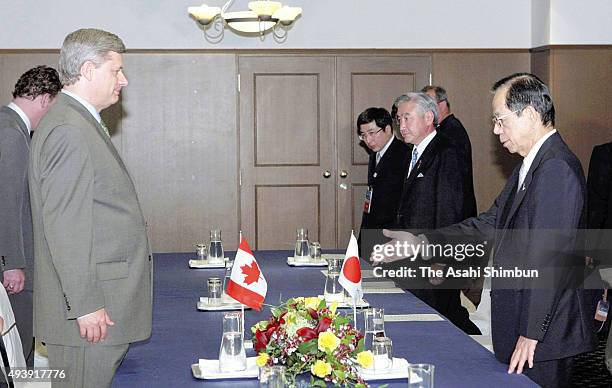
[[112, 251, 537, 387]]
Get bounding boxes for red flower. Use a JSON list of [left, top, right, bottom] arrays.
[[315, 317, 332, 333], [307, 308, 318, 320], [255, 329, 269, 352], [296, 327, 317, 341]]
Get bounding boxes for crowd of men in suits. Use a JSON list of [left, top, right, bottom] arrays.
[[357, 75, 612, 387]]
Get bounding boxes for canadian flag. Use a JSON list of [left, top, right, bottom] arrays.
[[338, 232, 363, 300], [226, 236, 267, 311]]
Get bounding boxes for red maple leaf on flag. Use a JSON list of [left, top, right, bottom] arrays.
[[241, 260, 261, 285]]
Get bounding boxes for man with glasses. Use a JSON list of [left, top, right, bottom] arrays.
[[378, 74, 596, 387], [356, 107, 409, 256]]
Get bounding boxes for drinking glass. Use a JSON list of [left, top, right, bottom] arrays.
[[363, 308, 385, 350], [324, 257, 344, 302], [407, 364, 434, 388], [208, 229, 225, 264], [309, 242, 322, 261], [219, 311, 246, 372], [372, 337, 393, 372], [207, 277, 222, 306], [259, 365, 287, 387], [195, 243, 207, 260], [294, 228, 310, 262], [222, 260, 234, 293]]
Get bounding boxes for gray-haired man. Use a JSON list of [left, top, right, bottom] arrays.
[[29, 28, 152, 387]]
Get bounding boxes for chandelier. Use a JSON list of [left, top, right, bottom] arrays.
[[188, 0, 302, 43]]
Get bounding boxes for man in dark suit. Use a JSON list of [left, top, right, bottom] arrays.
[[379, 74, 596, 387], [586, 142, 612, 374], [390, 92, 479, 335], [29, 29, 153, 387], [422, 85, 481, 306], [357, 107, 409, 256], [0, 65, 61, 365]]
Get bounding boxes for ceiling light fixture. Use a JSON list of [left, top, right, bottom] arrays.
[[188, 0, 302, 43]]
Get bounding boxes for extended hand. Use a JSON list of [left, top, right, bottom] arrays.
[[508, 335, 538, 374], [77, 308, 115, 343], [370, 229, 421, 265], [2, 269, 25, 294]]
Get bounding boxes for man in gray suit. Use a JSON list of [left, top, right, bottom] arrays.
[[0, 65, 61, 365], [28, 29, 153, 387]]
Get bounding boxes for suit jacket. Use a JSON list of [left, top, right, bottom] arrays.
[[0, 106, 32, 274], [431, 132, 596, 362], [437, 114, 477, 217], [587, 142, 612, 264], [360, 136, 409, 230], [395, 133, 474, 230], [28, 93, 153, 346]]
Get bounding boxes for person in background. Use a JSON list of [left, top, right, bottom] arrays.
[[0, 65, 62, 365]]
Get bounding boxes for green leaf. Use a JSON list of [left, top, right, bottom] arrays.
[[297, 339, 318, 355], [356, 337, 364, 352], [310, 377, 327, 387], [333, 369, 346, 380]]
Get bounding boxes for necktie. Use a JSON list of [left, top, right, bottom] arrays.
[[410, 147, 419, 170], [375, 152, 381, 165], [100, 120, 110, 137], [517, 162, 526, 191]]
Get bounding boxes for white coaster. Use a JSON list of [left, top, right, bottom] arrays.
[[384, 314, 444, 322]]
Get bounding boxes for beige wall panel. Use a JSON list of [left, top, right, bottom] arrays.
[[119, 53, 238, 252], [530, 49, 550, 85], [350, 73, 416, 165], [0, 53, 59, 102], [255, 185, 319, 250], [255, 74, 319, 166], [432, 52, 530, 212], [548, 48, 612, 172], [352, 184, 368, 234]]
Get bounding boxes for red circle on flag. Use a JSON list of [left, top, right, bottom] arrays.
[[343, 257, 361, 283]]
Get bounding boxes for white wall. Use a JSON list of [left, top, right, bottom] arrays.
[[549, 0, 612, 44], [0, 0, 533, 49], [531, 0, 550, 47]]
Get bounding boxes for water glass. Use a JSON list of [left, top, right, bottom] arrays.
[[259, 365, 287, 387], [222, 260, 234, 292], [219, 311, 246, 372], [195, 243, 207, 260], [363, 308, 385, 350], [372, 337, 393, 372], [208, 229, 225, 264], [294, 228, 310, 262], [208, 277, 222, 306], [407, 364, 435, 388], [324, 257, 344, 302], [309, 242, 322, 261]]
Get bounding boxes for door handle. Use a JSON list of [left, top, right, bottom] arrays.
[[339, 170, 348, 179], [323, 170, 331, 179]]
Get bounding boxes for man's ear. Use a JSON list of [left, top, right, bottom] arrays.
[[523, 105, 539, 125], [39, 93, 52, 109], [424, 110, 435, 126], [81, 60, 96, 81]]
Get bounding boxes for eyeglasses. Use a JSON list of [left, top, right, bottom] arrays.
[[358, 128, 383, 141], [491, 109, 521, 128]]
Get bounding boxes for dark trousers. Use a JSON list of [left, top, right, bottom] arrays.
[[523, 357, 573, 388]]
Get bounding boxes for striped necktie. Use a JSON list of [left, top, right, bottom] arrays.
[[410, 147, 419, 170], [100, 120, 110, 137]]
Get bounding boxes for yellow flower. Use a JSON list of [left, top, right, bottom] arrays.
[[256, 353, 270, 367], [311, 359, 332, 378], [304, 296, 322, 310], [318, 331, 340, 352], [329, 301, 338, 315], [294, 297, 305, 303], [356, 350, 374, 369]]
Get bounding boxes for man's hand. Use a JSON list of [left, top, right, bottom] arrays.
[[77, 308, 114, 343], [508, 335, 538, 374], [370, 229, 421, 265], [2, 269, 25, 294]]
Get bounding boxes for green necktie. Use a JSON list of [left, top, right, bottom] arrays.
[[100, 120, 110, 137]]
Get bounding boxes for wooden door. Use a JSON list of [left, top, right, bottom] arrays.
[[336, 56, 431, 247], [239, 56, 336, 249]]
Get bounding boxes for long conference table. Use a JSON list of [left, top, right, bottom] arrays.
[[112, 251, 537, 387]]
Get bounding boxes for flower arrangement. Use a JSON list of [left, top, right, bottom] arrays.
[[252, 296, 372, 387]]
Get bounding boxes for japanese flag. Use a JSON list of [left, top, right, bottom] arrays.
[[338, 232, 363, 300], [226, 236, 267, 311]]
